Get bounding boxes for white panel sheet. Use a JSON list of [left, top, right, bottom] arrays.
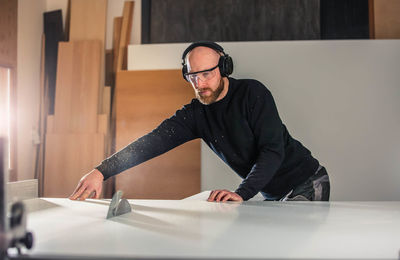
[[17, 197, 400, 259]]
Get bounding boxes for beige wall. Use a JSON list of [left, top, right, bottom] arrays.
[[17, 0, 47, 180]]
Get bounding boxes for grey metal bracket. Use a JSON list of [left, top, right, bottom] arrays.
[[106, 190, 132, 219]]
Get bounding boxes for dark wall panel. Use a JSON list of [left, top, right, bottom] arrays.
[[143, 0, 320, 43], [320, 0, 369, 39]]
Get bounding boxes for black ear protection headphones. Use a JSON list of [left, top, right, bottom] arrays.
[[181, 41, 234, 81]]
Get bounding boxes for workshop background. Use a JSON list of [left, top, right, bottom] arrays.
[[0, 0, 399, 201]]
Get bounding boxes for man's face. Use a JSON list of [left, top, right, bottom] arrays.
[[186, 47, 225, 105]]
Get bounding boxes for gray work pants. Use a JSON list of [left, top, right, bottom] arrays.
[[263, 165, 331, 202], [281, 165, 330, 201]]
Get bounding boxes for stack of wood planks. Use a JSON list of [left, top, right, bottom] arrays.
[[42, 0, 200, 199], [43, 0, 110, 197]]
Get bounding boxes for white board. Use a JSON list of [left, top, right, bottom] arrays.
[[15, 197, 400, 259]]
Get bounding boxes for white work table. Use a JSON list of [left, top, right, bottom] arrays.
[[11, 192, 400, 259]]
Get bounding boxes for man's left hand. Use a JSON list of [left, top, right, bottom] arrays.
[[207, 189, 243, 202]]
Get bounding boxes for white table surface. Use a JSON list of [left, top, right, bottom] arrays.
[[13, 191, 400, 259]]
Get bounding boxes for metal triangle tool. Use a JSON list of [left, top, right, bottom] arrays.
[[106, 190, 132, 219]]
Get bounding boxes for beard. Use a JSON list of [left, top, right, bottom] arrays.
[[196, 78, 225, 105]]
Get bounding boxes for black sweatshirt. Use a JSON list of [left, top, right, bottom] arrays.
[[96, 77, 319, 201]]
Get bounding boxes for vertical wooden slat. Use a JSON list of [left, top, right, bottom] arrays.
[[35, 34, 47, 196], [368, 0, 375, 39], [102, 86, 111, 148], [112, 17, 123, 74], [105, 50, 114, 87], [116, 1, 134, 71]]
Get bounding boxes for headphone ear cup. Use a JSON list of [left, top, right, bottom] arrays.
[[224, 55, 233, 76], [218, 56, 226, 77], [218, 55, 233, 77], [182, 64, 189, 81]]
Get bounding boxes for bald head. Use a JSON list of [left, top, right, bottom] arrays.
[[186, 46, 221, 73]]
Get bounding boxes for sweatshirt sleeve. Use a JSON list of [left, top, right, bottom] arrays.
[[235, 82, 285, 201], [96, 104, 198, 180]]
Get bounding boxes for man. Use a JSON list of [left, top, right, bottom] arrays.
[[69, 41, 330, 202]]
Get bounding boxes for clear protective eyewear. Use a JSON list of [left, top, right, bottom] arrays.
[[185, 64, 218, 84]]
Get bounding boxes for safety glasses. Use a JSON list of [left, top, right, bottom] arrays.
[[185, 65, 218, 84]]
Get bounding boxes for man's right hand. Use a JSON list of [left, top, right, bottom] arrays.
[[69, 169, 104, 201]]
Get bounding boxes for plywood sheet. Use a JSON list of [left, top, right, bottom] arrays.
[[69, 0, 107, 42], [373, 0, 400, 39], [43, 133, 105, 197], [69, 0, 107, 112], [115, 70, 199, 199], [53, 41, 101, 133]]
